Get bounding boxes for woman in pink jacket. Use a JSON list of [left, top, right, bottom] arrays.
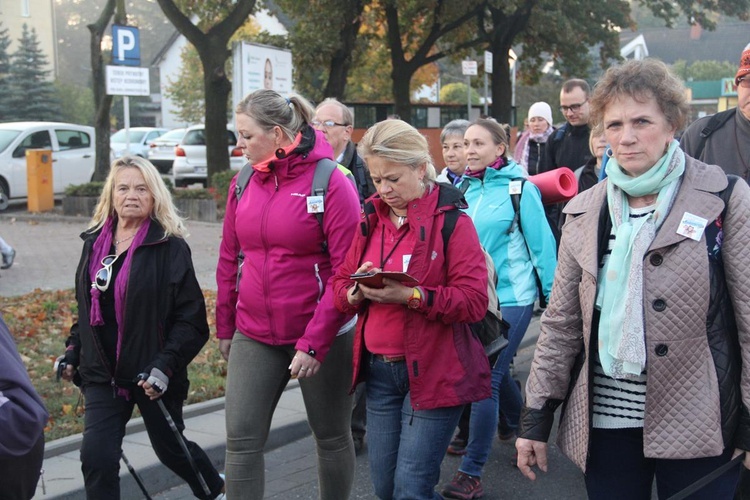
[[333, 119, 491, 499], [216, 90, 361, 499]]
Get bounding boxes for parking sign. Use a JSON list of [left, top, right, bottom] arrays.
[[112, 25, 140, 66]]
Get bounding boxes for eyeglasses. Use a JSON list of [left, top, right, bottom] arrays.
[[739, 76, 750, 89], [92, 254, 119, 292], [560, 100, 588, 113], [310, 120, 349, 128]]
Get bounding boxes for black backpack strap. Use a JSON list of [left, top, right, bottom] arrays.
[[441, 209, 459, 256], [311, 158, 338, 253], [695, 108, 736, 160], [508, 178, 526, 235], [719, 174, 739, 221], [234, 162, 254, 200]]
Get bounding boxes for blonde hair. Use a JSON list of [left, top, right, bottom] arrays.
[[88, 156, 188, 238], [357, 120, 437, 185], [235, 89, 315, 142]]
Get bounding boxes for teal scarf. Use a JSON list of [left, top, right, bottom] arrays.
[[596, 140, 684, 379]]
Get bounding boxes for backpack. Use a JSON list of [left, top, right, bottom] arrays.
[[693, 108, 736, 160], [442, 207, 510, 357]]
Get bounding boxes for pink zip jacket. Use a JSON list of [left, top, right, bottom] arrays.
[[216, 127, 361, 361]]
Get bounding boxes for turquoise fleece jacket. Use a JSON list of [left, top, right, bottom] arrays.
[[462, 160, 557, 307]]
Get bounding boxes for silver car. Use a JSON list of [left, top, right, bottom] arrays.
[[110, 127, 168, 159], [146, 128, 186, 174], [171, 124, 245, 188]]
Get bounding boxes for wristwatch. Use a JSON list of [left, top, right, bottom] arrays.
[[407, 287, 422, 310]]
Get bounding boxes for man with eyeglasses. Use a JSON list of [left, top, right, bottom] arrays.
[[313, 98, 376, 206], [680, 42, 750, 180], [542, 79, 593, 245]]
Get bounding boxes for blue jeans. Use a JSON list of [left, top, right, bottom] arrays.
[[459, 303, 534, 478], [585, 427, 739, 499], [366, 355, 463, 500]]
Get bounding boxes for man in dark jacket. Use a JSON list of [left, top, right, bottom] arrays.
[[680, 42, 750, 179], [314, 98, 376, 206], [0, 314, 48, 499], [544, 79, 593, 243]]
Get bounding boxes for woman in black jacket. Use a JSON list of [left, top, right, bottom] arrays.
[[60, 156, 224, 499]]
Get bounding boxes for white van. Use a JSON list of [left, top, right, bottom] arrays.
[[0, 122, 96, 209]]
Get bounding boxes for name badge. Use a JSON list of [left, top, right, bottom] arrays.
[[307, 196, 324, 214], [509, 180, 523, 195], [402, 254, 411, 272], [676, 212, 707, 241]]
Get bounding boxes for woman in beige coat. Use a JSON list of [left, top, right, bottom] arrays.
[[516, 58, 750, 499]]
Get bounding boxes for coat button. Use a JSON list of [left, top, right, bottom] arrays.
[[650, 254, 663, 266], [655, 344, 668, 357], [653, 299, 666, 311]]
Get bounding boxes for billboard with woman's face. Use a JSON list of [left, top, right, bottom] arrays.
[[232, 42, 293, 105]]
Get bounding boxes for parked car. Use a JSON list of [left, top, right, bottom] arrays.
[[0, 122, 96, 209], [171, 124, 245, 187], [146, 127, 186, 174], [110, 127, 168, 159]]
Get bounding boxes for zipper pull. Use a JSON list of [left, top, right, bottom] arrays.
[[274, 173, 279, 191], [111, 378, 117, 398]]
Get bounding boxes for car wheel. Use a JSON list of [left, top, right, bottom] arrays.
[[0, 179, 9, 211]]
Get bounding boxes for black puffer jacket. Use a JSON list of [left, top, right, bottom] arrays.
[[66, 221, 209, 396]]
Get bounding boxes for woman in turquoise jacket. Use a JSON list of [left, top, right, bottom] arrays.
[[442, 119, 557, 499]]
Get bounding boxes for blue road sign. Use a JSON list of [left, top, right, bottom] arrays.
[[112, 25, 140, 66]]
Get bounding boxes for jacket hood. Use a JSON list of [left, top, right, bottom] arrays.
[[260, 126, 334, 180]]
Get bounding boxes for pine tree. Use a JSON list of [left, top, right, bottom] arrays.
[[0, 23, 12, 121], [7, 24, 60, 122]]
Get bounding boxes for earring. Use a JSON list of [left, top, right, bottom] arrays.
[[605, 147, 614, 158]]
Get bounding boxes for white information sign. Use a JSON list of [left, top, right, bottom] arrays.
[[462, 60, 478, 76], [484, 51, 493, 74], [232, 42, 294, 110], [106, 65, 150, 96]]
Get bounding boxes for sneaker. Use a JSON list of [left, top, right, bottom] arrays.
[[441, 471, 484, 499], [1, 248, 15, 269], [446, 437, 467, 456]]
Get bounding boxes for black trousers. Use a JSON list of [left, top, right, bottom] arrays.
[[0, 432, 44, 500], [80, 384, 223, 499]]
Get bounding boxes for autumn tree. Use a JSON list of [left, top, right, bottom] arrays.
[[671, 59, 738, 81], [156, 0, 256, 185], [477, 0, 750, 124], [164, 17, 262, 125], [276, 0, 371, 101], [379, 0, 484, 122]]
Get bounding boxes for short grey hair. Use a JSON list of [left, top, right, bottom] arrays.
[[316, 98, 354, 126], [440, 119, 471, 143]]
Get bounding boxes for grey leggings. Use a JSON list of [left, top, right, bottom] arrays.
[[224, 329, 355, 499]]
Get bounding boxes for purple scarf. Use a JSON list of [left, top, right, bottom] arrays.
[[465, 156, 506, 179], [88, 217, 151, 389]]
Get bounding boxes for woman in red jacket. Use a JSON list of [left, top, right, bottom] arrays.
[[216, 90, 361, 499], [333, 119, 491, 499]]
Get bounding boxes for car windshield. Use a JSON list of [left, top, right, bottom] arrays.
[[0, 130, 21, 154], [157, 129, 186, 141], [111, 129, 148, 143]]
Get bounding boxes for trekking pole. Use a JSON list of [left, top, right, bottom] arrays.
[[666, 452, 744, 500], [121, 452, 153, 500], [136, 372, 212, 497]]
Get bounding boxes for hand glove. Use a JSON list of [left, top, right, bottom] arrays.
[[146, 367, 169, 394], [64, 345, 79, 368]]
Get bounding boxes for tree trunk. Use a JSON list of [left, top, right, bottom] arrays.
[[88, 0, 119, 181], [391, 67, 413, 123], [490, 43, 513, 124], [201, 43, 231, 187], [323, 0, 365, 99]]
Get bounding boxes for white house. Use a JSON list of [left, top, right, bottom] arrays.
[[152, 10, 287, 129]]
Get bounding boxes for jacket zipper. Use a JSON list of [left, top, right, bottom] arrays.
[[469, 179, 485, 220], [261, 172, 280, 341], [313, 263, 323, 303]]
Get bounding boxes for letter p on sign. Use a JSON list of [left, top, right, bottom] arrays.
[[112, 25, 140, 67]]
